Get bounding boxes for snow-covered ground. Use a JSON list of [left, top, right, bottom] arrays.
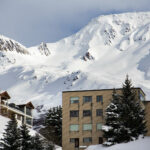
[[86, 137, 150, 150], [1, 12, 150, 117], [0, 115, 9, 139]]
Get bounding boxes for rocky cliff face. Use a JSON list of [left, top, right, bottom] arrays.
[[0, 35, 28, 54]]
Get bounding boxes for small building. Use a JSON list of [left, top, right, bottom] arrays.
[[62, 88, 149, 150], [0, 91, 34, 127]]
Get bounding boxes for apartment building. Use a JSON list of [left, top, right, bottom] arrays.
[[0, 91, 34, 127], [62, 88, 150, 150]]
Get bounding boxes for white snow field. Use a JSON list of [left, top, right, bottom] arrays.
[[86, 137, 150, 150], [0, 12, 150, 117]]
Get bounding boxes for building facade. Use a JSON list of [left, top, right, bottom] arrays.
[[0, 91, 34, 127], [62, 88, 149, 150]]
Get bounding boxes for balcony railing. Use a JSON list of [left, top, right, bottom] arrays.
[[0, 103, 32, 118]]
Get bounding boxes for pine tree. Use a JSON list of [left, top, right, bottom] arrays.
[[45, 142, 54, 150], [120, 75, 147, 141], [20, 124, 32, 150], [103, 89, 128, 145], [103, 75, 147, 146], [0, 115, 21, 150], [31, 134, 44, 150], [41, 106, 62, 146], [133, 101, 147, 137]]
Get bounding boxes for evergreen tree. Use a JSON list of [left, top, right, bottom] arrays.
[[20, 124, 32, 150], [103, 75, 147, 146], [103, 89, 128, 145], [120, 75, 147, 141], [45, 142, 55, 150], [0, 115, 21, 150], [133, 101, 147, 137], [31, 134, 44, 150], [41, 106, 62, 146]]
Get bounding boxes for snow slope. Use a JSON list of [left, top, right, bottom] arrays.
[[0, 116, 9, 139], [86, 137, 150, 150], [1, 12, 150, 117], [0, 115, 36, 139], [0, 115, 62, 150]]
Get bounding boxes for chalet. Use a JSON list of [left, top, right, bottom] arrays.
[[0, 91, 34, 127]]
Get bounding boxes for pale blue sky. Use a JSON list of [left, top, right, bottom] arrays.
[[0, 0, 150, 47]]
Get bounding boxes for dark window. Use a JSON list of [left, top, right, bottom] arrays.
[[99, 137, 103, 144], [19, 106, 24, 112], [70, 110, 79, 117], [26, 117, 32, 125], [83, 137, 92, 143], [75, 138, 79, 148], [96, 109, 103, 116], [26, 107, 32, 116], [97, 95, 103, 103], [83, 110, 91, 117], [83, 96, 92, 103]]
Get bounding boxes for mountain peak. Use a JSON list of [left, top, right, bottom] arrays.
[[0, 35, 29, 54], [1, 12, 150, 118]]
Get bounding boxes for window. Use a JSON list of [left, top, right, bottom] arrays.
[[26, 117, 32, 125], [70, 138, 79, 147], [83, 96, 92, 103], [70, 97, 79, 104], [83, 137, 92, 143], [26, 107, 32, 116], [96, 109, 103, 116], [97, 95, 103, 103], [70, 124, 79, 131], [70, 110, 79, 117], [83, 124, 92, 131], [19, 106, 24, 112], [97, 123, 102, 130], [70, 138, 75, 143], [83, 110, 91, 117]]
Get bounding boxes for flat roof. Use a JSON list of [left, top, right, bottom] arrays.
[[62, 87, 145, 95]]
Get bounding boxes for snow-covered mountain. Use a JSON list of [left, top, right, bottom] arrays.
[[1, 12, 150, 117]]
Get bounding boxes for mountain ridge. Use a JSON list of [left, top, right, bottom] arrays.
[[0, 11, 150, 117]]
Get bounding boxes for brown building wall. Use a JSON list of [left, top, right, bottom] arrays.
[[144, 102, 150, 136], [62, 88, 147, 150]]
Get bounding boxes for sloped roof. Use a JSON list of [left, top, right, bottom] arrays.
[[17, 101, 34, 109], [0, 91, 11, 100]]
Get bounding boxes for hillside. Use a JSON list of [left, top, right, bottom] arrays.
[[0, 12, 150, 117]]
